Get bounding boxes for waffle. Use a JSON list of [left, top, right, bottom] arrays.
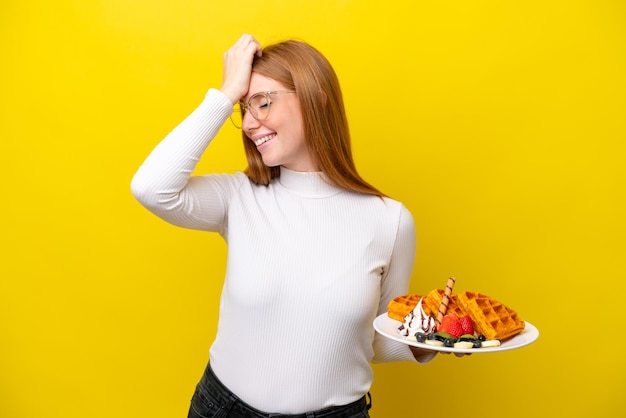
[[388, 289, 526, 341], [456, 291, 525, 341], [387, 294, 423, 321], [422, 288, 466, 319]]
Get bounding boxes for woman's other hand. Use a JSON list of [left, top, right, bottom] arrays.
[[409, 346, 471, 361], [220, 34, 263, 104]]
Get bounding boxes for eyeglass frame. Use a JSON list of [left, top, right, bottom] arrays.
[[230, 90, 296, 129]]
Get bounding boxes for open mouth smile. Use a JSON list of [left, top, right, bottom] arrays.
[[254, 134, 276, 147]]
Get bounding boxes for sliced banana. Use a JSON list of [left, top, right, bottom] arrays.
[[481, 339, 501, 348], [453, 341, 474, 349], [424, 339, 444, 347]]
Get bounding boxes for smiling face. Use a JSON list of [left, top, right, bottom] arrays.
[[242, 73, 317, 172]]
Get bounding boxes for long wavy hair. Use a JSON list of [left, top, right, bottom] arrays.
[[242, 40, 384, 198]]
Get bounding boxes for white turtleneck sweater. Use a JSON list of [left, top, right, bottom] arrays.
[[131, 89, 427, 414]]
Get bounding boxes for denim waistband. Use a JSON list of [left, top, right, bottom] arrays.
[[198, 363, 370, 417]]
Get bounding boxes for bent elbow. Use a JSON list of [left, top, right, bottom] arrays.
[[130, 170, 155, 207]]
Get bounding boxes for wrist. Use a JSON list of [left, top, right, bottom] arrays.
[[219, 85, 243, 105]]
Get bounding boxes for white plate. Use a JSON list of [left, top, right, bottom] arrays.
[[373, 313, 539, 354]]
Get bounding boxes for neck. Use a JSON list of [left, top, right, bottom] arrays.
[[277, 167, 343, 198]]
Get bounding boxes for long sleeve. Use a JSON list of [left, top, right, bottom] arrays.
[[131, 88, 431, 412], [371, 204, 435, 364], [130, 89, 236, 232]]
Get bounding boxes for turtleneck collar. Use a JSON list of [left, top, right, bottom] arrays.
[[276, 166, 344, 198]]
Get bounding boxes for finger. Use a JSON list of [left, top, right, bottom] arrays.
[[238, 33, 261, 50], [235, 33, 254, 48], [241, 34, 262, 58], [250, 38, 263, 57], [220, 35, 261, 103], [454, 352, 472, 357], [235, 34, 259, 49], [224, 37, 257, 63]]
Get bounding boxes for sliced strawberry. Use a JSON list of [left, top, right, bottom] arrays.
[[439, 314, 463, 337], [438, 316, 451, 332], [460, 315, 475, 335], [438, 314, 456, 332], [446, 320, 464, 338]]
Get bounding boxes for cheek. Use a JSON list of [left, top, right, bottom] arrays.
[[286, 126, 306, 151], [287, 112, 305, 141]]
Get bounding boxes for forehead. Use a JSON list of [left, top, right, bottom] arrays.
[[245, 73, 287, 100]]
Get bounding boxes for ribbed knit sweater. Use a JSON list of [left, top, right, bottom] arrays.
[[131, 89, 427, 413]]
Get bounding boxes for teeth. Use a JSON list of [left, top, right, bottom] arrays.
[[254, 134, 275, 146]]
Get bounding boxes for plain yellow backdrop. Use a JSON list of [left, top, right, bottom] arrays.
[[1, 1, 625, 417]]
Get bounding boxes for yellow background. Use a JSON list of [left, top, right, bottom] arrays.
[[1, 1, 625, 417]]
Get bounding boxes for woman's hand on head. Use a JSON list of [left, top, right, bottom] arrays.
[[220, 34, 263, 104]]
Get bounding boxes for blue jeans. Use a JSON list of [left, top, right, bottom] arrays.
[[187, 363, 371, 418]]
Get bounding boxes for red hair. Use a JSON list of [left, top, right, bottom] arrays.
[[242, 40, 384, 198]]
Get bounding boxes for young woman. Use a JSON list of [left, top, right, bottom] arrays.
[[131, 33, 436, 418]]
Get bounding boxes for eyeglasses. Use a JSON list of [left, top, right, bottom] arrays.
[[230, 90, 296, 129]]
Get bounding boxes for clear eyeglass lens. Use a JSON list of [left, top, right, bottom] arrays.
[[230, 104, 243, 129], [230, 93, 273, 129], [249, 93, 271, 120]]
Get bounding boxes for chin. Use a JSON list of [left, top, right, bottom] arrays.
[[261, 156, 282, 168]]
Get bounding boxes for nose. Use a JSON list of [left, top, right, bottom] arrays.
[[241, 111, 260, 133]]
